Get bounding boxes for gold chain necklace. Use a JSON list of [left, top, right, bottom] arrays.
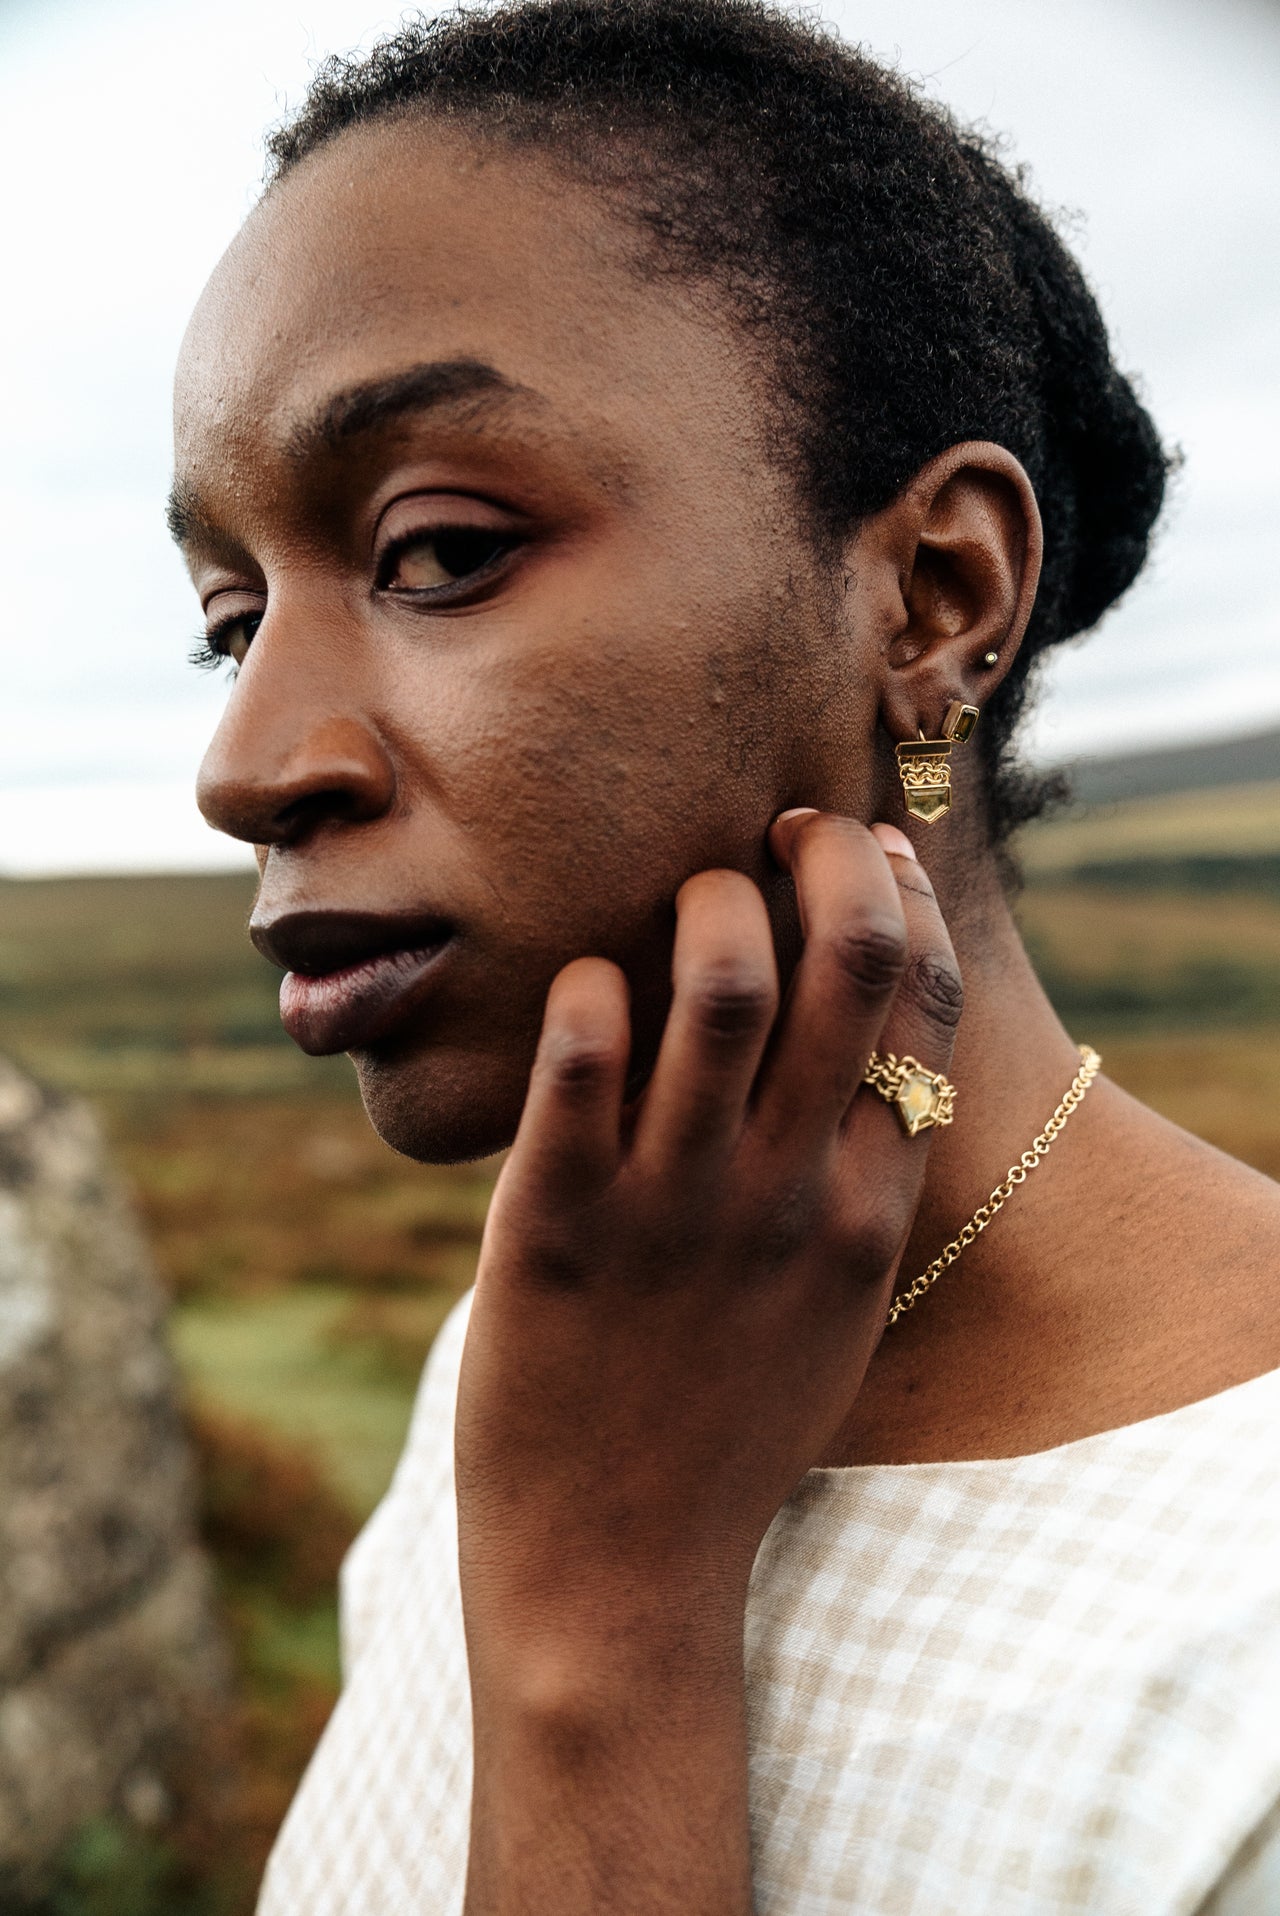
[[886, 1043, 1102, 1328]]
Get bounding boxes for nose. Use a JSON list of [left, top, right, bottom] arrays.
[[196, 625, 396, 848]]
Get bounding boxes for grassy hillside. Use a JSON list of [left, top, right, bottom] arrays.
[[1014, 781, 1280, 1052], [1067, 726, 1280, 806], [1027, 777, 1280, 869], [0, 870, 334, 1096]]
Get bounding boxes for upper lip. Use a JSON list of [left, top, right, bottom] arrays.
[[249, 909, 454, 975]]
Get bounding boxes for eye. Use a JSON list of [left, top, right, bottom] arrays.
[[380, 526, 515, 594], [191, 609, 262, 672], [218, 613, 262, 666]]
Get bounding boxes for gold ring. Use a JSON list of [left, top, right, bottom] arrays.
[[863, 1051, 956, 1137]]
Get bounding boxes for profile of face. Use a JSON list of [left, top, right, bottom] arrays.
[[177, 120, 1023, 1163]]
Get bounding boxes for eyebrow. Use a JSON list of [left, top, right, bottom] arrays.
[[167, 357, 537, 549]]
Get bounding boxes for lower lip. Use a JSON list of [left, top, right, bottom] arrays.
[[278, 941, 452, 1054]]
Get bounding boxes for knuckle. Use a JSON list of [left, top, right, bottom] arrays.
[[688, 961, 776, 1039], [828, 916, 908, 996], [904, 952, 965, 1033], [861, 1214, 907, 1274], [833, 1204, 904, 1278], [545, 1031, 619, 1090]]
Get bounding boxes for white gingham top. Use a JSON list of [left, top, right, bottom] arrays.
[[259, 1293, 1280, 1914]]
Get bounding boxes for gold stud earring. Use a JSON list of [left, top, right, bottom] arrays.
[[896, 702, 980, 824]]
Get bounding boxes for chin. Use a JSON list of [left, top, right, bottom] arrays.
[[350, 1041, 528, 1165]]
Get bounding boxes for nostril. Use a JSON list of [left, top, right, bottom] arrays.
[[196, 713, 397, 847], [274, 783, 381, 841]]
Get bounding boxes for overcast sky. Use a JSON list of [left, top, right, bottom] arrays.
[[2, 0, 1277, 874]]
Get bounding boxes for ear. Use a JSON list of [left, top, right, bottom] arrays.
[[858, 442, 1043, 745]]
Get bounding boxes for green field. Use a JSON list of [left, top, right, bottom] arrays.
[[1022, 778, 1280, 869], [3, 796, 1279, 1911]]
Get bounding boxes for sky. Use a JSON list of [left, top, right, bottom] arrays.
[[2, 0, 1277, 874]]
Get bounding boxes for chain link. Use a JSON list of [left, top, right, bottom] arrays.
[[885, 1044, 1102, 1328]]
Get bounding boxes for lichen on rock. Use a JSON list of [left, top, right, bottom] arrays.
[[0, 1056, 233, 1900]]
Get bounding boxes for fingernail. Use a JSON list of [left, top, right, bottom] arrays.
[[768, 807, 819, 868], [870, 822, 918, 862]]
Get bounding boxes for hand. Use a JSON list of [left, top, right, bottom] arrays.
[[457, 812, 963, 1914]]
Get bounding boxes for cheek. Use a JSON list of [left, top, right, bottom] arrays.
[[348, 592, 825, 1163], [398, 588, 814, 894], [449, 699, 698, 954]]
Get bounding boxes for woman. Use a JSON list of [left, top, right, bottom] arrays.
[[175, 3, 1280, 1909]]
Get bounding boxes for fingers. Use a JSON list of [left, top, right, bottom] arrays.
[[833, 830, 964, 1242], [630, 869, 778, 1178], [513, 814, 962, 1227], [751, 812, 909, 1148], [513, 957, 631, 1198], [856, 833, 964, 1117]]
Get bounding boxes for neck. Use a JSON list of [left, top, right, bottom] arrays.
[[821, 824, 1101, 1462], [909, 836, 1084, 1287], [821, 794, 1280, 1466]]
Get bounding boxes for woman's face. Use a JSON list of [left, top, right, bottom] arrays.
[[177, 121, 877, 1161]]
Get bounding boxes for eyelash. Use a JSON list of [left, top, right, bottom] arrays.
[[189, 612, 261, 674], [375, 522, 520, 595], [188, 523, 520, 675], [189, 634, 228, 672]]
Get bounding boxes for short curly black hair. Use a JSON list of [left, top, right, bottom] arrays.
[[266, 0, 1171, 840]]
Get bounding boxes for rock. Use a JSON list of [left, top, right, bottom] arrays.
[[0, 1058, 233, 1896]]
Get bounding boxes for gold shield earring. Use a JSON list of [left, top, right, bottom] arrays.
[[896, 702, 980, 824]]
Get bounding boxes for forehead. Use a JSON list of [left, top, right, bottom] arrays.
[[174, 119, 766, 493]]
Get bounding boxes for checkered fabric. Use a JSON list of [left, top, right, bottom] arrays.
[[259, 1293, 1280, 1915]]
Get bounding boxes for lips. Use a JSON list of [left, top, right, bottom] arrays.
[[250, 910, 455, 1055]]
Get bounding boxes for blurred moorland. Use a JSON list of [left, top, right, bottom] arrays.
[[1, 739, 1278, 1911]]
